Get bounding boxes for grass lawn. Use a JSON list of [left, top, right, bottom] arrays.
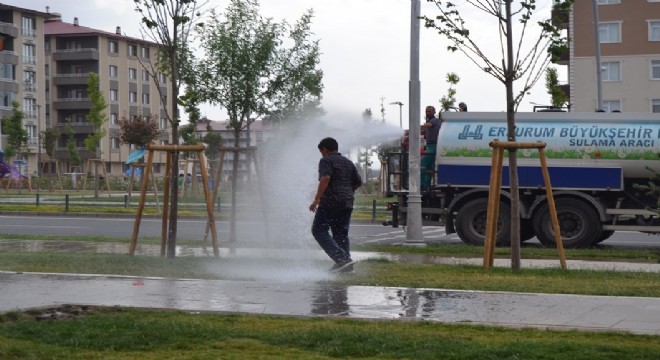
[[0, 234, 659, 358], [1, 307, 659, 360]]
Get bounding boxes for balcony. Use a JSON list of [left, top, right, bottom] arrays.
[[55, 121, 95, 133], [0, 50, 18, 64], [52, 97, 92, 110], [558, 84, 570, 100], [52, 48, 99, 62], [53, 147, 94, 160], [52, 73, 89, 86], [0, 21, 18, 38], [551, 6, 569, 29], [21, 28, 37, 38], [550, 44, 569, 66], [23, 81, 36, 92], [22, 55, 36, 65]]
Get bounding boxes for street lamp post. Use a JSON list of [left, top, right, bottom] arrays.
[[389, 101, 404, 128], [36, 104, 41, 177], [406, 0, 424, 246]]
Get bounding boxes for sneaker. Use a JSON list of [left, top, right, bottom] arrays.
[[329, 260, 355, 273], [338, 263, 354, 273]]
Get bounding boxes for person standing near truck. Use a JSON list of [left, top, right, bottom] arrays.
[[421, 105, 442, 189], [309, 137, 363, 273]]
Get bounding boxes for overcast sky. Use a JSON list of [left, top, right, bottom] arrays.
[[16, 0, 562, 127]]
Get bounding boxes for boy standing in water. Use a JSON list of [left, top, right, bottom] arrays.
[[309, 137, 363, 273]]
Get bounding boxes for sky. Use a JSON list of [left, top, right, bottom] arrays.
[[16, 0, 563, 128]]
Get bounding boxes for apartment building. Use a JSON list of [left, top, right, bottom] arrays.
[[44, 15, 171, 175], [0, 3, 171, 177], [0, 4, 50, 174], [557, 0, 660, 112]]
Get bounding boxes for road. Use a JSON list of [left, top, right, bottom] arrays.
[[0, 215, 659, 249]]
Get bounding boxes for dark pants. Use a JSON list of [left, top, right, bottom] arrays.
[[311, 205, 353, 263]]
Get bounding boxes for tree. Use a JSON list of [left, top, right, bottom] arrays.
[[195, 0, 323, 243], [545, 67, 568, 108], [40, 127, 60, 188], [423, 0, 573, 270], [439, 72, 460, 111], [118, 114, 161, 148], [2, 101, 28, 160], [84, 72, 109, 197], [40, 128, 59, 161], [268, 9, 324, 123], [133, 0, 204, 258], [84, 72, 108, 157], [65, 120, 81, 170]]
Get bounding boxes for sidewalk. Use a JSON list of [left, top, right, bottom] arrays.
[[1, 267, 659, 336]]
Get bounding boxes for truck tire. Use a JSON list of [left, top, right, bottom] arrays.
[[456, 198, 511, 246], [592, 230, 615, 245], [520, 219, 536, 242], [532, 198, 602, 248]]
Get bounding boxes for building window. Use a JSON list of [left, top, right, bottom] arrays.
[[601, 61, 620, 81], [110, 89, 118, 101], [0, 63, 15, 80], [652, 99, 660, 113], [140, 47, 150, 58], [23, 44, 37, 65], [128, 68, 137, 80], [111, 138, 120, 149], [129, 91, 137, 103], [652, 60, 660, 79], [109, 65, 118, 78], [160, 117, 168, 129], [142, 70, 150, 81], [158, 73, 167, 84], [602, 100, 621, 112], [142, 93, 150, 104], [599, 22, 621, 43], [22, 16, 36, 37], [23, 70, 36, 91], [649, 21, 660, 41], [110, 112, 119, 125], [108, 41, 118, 54], [25, 125, 37, 139], [128, 44, 137, 57]]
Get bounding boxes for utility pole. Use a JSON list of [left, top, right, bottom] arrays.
[[406, 0, 424, 246]]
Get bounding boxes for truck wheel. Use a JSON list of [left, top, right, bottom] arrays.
[[532, 198, 602, 248], [520, 219, 536, 242], [456, 198, 511, 246], [592, 230, 615, 245]]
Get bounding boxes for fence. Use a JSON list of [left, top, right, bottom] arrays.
[[0, 192, 393, 222]]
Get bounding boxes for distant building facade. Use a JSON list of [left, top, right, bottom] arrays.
[[0, 3, 171, 176], [194, 117, 274, 181], [557, 0, 660, 112]]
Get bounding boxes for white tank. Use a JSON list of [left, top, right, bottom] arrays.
[[436, 112, 660, 179]]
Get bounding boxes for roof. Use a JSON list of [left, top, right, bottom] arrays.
[[44, 18, 154, 45]]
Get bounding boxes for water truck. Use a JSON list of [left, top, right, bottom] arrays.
[[384, 111, 660, 248]]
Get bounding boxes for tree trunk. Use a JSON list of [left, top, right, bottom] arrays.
[[229, 128, 240, 244], [505, 0, 521, 271], [167, 44, 179, 259]]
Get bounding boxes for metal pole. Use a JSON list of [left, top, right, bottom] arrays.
[[406, 0, 424, 245], [592, 0, 603, 111], [37, 104, 41, 177]]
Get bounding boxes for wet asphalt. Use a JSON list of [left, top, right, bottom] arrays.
[[0, 240, 659, 335]]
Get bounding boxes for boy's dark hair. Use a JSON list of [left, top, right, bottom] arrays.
[[318, 137, 338, 152]]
